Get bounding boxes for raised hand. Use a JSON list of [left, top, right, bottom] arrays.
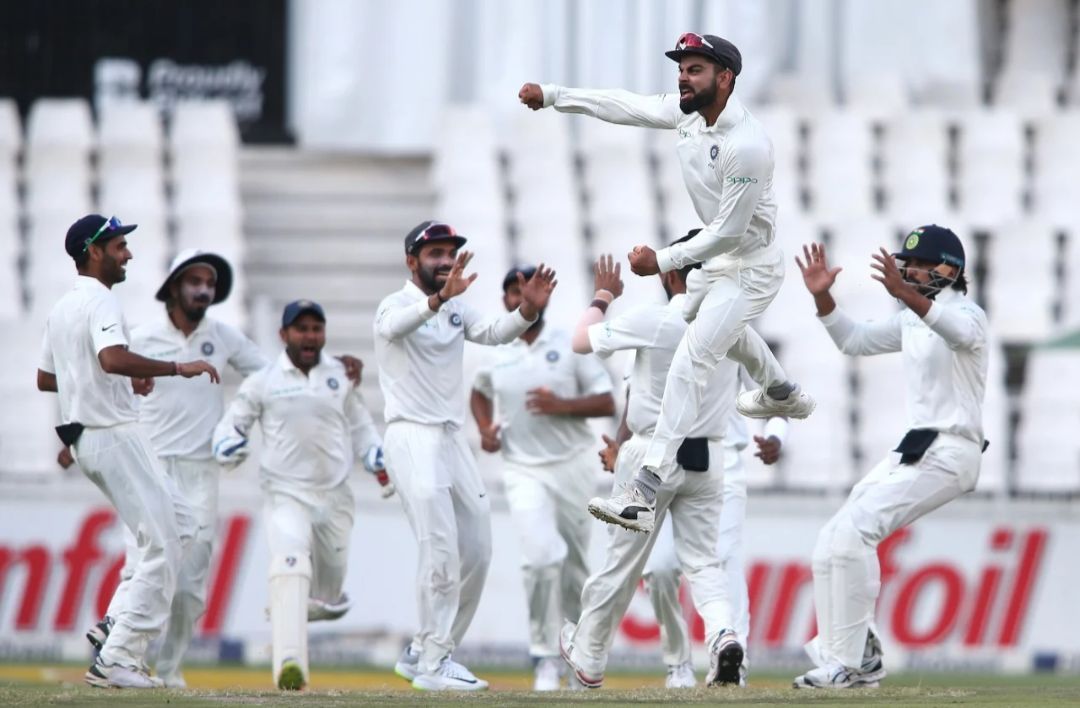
[[438, 250, 479, 301], [518, 83, 544, 110], [336, 355, 363, 386], [870, 247, 909, 298], [178, 360, 221, 383], [627, 245, 660, 276], [518, 263, 557, 318], [795, 242, 843, 295], [593, 254, 624, 299]]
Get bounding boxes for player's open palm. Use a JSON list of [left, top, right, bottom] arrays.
[[593, 254, 624, 299], [178, 360, 221, 383], [795, 242, 842, 296], [439, 250, 478, 300], [519, 263, 558, 312]]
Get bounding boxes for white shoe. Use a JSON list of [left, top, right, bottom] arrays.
[[736, 385, 816, 420], [793, 660, 886, 689], [84, 658, 160, 689], [393, 645, 420, 682], [559, 621, 602, 689], [665, 661, 696, 688], [706, 630, 744, 686], [160, 671, 186, 689], [533, 657, 561, 691], [86, 615, 113, 651], [587, 485, 654, 533], [411, 658, 489, 691], [308, 593, 351, 621]]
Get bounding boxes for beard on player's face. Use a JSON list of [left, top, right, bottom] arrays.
[[412, 248, 455, 294], [678, 80, 718, 114]]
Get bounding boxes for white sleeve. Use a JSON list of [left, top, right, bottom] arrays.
[[575, 351, 614, 395], [655, 138, 771, 271], [88, 296, 130, 353], [461, 301, 535, 346], [213, 371, 263, 444], [374, 296, 438, 341], [38, 325, 55, 375], [542, 85, 682, 129], [587, 306, 663, 360], [921, 299, 987, 351], [223, 324, 270, 375], [819, 308, 903, 356]]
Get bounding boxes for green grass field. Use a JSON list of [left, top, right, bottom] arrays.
[[2, 664, 1080, 706]]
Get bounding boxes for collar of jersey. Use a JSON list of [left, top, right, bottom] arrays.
[[278, 349, 323, 375], [74, 274, 109, 292], [403, 279, 434, 301], [701, 94, 745, 133]]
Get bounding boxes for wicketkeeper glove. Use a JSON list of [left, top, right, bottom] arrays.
[[363, 446, 394, 498], [213, 427, 250, 468]]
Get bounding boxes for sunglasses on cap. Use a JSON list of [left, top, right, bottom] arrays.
[[83, 216, 123, 253], [675, 32, 714, 51]]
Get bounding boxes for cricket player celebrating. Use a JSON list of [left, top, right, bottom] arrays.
[[83, 250, 367, 687], [37, 215, 219, 688], [520, 33, 814, 533], [792, 226, 988, 688], [375, 222, 556, 691], [638, 391, 786, 688], [561, 246, 742, 688], [212, 300, 384, 690], [470, 265, 615, 691]]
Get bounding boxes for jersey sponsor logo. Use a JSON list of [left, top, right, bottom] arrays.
[[270, 385, 305, 398], [327, 377, 339, 390], [710, 144, 719, 161], [727, 176, 758, 184], [545, 350, 560, 363], [201, 341, 215, 356], [449, 313, 463, 327], [678, 127, 693, 139]]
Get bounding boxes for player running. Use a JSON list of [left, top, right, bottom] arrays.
[[82, 250, 368, 687], [792, 226, 988, 688], [470, 265, 615, 691], [375, 222, 556, 691], [560, 245, 741, 688], [520, 32, 814, 533], [212, 300, 385, 690], [37, 215, 219, 688]]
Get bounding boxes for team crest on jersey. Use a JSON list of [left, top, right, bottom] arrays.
[[709, 144, 719, 161], [546, 350, 560, 363], [449, 313, 463, 327], [327, 377, 339, 390], [285, 556, 296, 567], [201, 341, 214, 356]]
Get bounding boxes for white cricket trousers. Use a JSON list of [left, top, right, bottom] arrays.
[[383, 420, 492, 675], [808, 433, 981, 669], [568, 435, 733, 677], [502, 454, 595, 658], [73, 423, 194, 669], [643, 244, 789, 478], [645, 445, 749, 667], [108, 457, 218, 680]]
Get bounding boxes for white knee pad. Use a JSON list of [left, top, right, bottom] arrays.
[[270, 554, 312, 687]]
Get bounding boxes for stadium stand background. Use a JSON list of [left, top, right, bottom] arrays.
[[2, 0, 1079, 499]]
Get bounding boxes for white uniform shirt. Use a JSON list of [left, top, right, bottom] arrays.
[[542, 86, 776, 272], [213, 352, 382, 492], [819, 288, 989, 444], [588, 294, 733, 439], [473, 326, 613, 465], [132, 313, 268, 460], [374, 280, 535, 427], [39, 276, 137, 428]]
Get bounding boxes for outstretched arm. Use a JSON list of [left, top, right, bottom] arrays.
[[519, 83, 681, 129]]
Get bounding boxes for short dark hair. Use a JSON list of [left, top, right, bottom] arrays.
[[670, 229, 704, 283], [952, 271, 968, 293]]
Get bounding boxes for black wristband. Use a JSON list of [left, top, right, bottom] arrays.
[[590, 298, 609, 314], [436, 290, 448, 304]]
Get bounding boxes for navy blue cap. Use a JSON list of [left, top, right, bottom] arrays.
[[502, 264, 537, 291], [405, 220, 467, 255], [65, 214, 137, 258], [665, 33, 742, 76], [893, 225, 966, 270], [281, 299, 326, 328]]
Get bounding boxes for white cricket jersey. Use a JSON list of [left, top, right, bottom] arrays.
[[588, 294, 733, 439], [819, 288, 989, 444], [131, 313, 268, 460], [542, 85, 776, 272], [473, 326, 613, 465], [39, 276, 138, 428], [374, 280, 535, 426], [213, 352, 381, 492]]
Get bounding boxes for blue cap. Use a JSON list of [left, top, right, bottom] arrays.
[[281, 299, 326, 328], [502, 264, 537, 291], [65, 214, 137, 258], [893, 225, 966, 270]]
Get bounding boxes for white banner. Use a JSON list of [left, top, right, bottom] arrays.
[[1, 480, 1076, 673]]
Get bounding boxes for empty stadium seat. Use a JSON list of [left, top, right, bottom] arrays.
[[1000, 0, 1070, 78], [844, 73, 910, 122], [880, 111, 952, 228], [25, 98, 94, 160], [978, 338, 1010, 494], [992, 70, 1060, 121], [1030, 112, 1080, 228], [1015, 346, 1080, 492], [754, 105, 802, 215], [955, 110, 1025, 229], [169, 100, 240, 155], [98, 101, 164, 165], [805, 111, 875, 224], [983, 221, 1059, 341]]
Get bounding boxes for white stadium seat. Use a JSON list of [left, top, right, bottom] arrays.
[[881, 111, 952, 228], [955, 110, 1025, 230], [983, 220, 1058, 342], [1030, 112, 1080, 228], [805, 111, 875, 224], [1015, 347, 1080, 492]]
